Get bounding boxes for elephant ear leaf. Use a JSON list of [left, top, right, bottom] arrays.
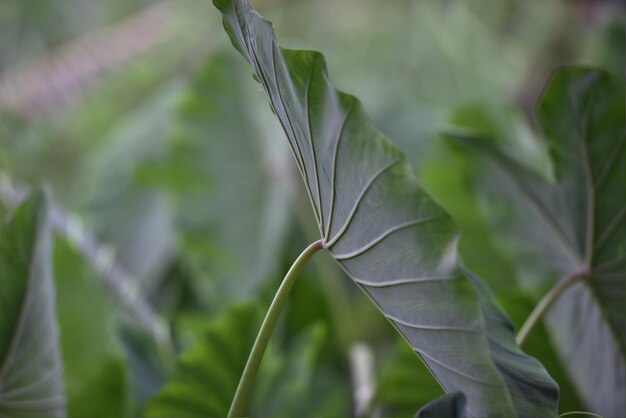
[[448, 68, 625, 416], [213, 0, 558, 416], [0, 191, 66, 417]]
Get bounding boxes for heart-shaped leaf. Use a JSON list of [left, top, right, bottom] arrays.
[[0, 191, 66, 417], [447, 68, 625, 416], [213, 0, 558, 416]]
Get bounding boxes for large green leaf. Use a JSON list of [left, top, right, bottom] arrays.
[[421, 104, 583, 412], [213, 0, 558, 416], [138, 52, 292, 309], [448, 68, 625, 416], [0, 192, 66, 416]]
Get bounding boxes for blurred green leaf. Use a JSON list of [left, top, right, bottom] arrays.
[[375, 337, 444, 416], [53, 237, 129, 417], [119, 323, 168, 415], [421, 106, 583, 412], [448, 68, 625, 416], [141, 52, 292, 309], [144, 304, 342, 417], [68, 83, 181, 291], [0, 191, 66, 416], [63, 355, 127, 417], [213, 0, 558, 416]]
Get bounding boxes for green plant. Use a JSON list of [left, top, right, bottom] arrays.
[[1, 1, 623, 417], [143, 0, 610, 416], [444, 68, 625, 417], [207, 0, 622, 416]]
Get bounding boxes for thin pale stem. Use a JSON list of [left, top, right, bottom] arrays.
[[228, 239, 324, 417], [516, 273, 583, 346]]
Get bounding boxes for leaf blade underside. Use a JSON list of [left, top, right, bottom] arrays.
[[213, 0, 559, 416], [0, 192, 66, 417], [448, 68, 625, 416]]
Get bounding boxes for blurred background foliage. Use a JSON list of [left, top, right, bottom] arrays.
[[0, 0, 623, 416]]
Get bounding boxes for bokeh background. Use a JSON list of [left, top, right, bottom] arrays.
[[0, 0, 623, 416]]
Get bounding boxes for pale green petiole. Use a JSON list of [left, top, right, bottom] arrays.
[[516, 273, 583, 346], [228, 239, 324, 417]]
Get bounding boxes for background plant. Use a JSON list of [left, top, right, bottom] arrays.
[[0, 0, 624, 417]]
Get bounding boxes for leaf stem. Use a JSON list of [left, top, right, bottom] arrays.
[[228, 239, 324, 417], [516, 273, 583, 346]]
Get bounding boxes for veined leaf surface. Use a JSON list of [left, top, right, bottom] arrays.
[[213, 0, 558, 416], [449, 68, 625, 416], [0, 192, 66, 417]]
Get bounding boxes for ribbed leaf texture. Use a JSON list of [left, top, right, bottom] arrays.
[[0, 192, 66, 417], [213, 0, 559, 416]]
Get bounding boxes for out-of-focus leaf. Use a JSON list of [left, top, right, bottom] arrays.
[[449, 68, 625, 416], [144, 304, 342, 417], [213, 0, 558, 416], [251, 322, 344, 417], [140, 52, 292, 308], [70, 83, 180, 291], [421, 122, 583, 412], [53, 237, 128, 417], [119, 324, 167, 415], [64, 356, 127, 417], [415, 391, 467, 418], [375, 337, 444, 416], [0, 191, 66, 416]]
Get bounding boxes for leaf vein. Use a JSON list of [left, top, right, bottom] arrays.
[[352, 275, 461, 288], [304, 59, 324, 231], [325, 158, 402, 247], [411, 347, 501, 387], [386, 313, 479, 333], [330, 215, 443, 260], [323, 101, 355, 242], [594, 205, 626, 253]]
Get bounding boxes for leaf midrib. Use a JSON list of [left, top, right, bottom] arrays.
[[567, 87, 624, 356]]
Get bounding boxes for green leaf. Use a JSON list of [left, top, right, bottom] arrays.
[[0, 191, 66, 416], [142, 52, 292, 309], [416, 391, 468, 418], [421, 108, 584, 411], [448, 68, 625, 416], [213, 0, 558, 416], [63, 355, 127, 417], [375, 336, 444, 416], [52, 237, 129, 417], [144, 305, 342, 417]]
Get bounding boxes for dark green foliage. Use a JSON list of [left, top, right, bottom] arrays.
[[145, 304, 345, 417], [0, 192, 65, 416], [446, 68, 626, 416], [416, 391, 467, 418]]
